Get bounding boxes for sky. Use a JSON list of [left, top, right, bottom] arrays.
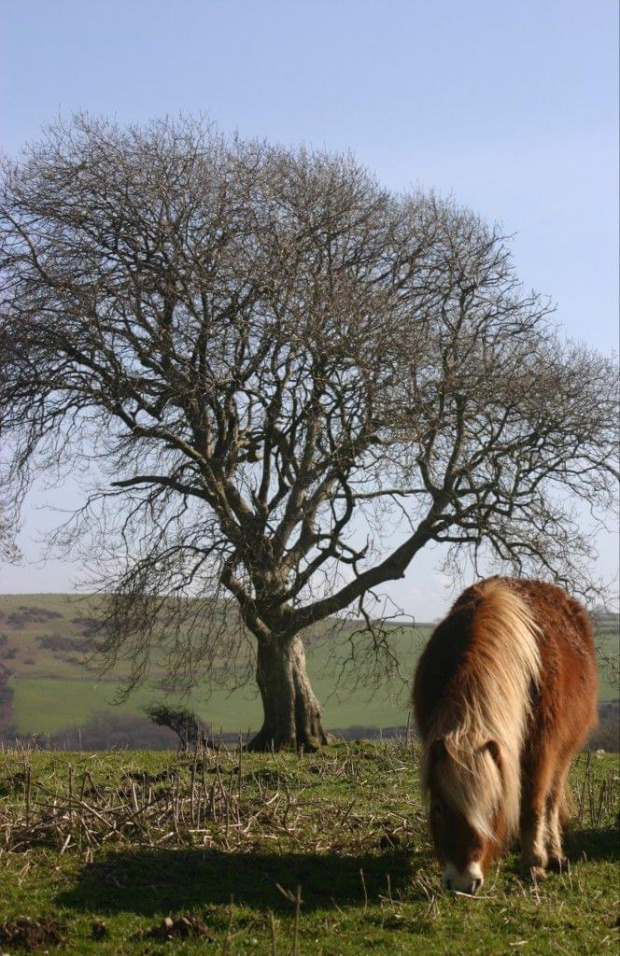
[[0, 0, 618, 617]]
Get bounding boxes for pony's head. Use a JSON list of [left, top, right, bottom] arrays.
[[426, 736, 506, 894]]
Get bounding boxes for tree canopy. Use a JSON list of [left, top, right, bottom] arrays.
[[0, 116, 617, 748]]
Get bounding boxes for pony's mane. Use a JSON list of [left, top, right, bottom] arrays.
[[421, 579, 541, 841]]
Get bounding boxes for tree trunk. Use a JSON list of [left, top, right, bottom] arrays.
[[247, 634, 330, 751]]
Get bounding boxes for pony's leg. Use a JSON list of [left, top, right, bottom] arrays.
[[520, 755, 554, 880], [546, 758, 572, 870]]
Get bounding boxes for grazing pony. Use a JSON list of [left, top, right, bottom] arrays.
[[413, 577, 597, 894]]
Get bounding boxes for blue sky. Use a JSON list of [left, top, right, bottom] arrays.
[[1, 0, 618, 614]]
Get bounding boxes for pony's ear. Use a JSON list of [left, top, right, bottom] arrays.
[[483, 739, 501, 767], [430, 737, 447, 763]]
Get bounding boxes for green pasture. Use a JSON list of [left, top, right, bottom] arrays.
[[0, 744, 617, 955], [0, 593, 617, 739], [9, 629, 429, 736], [10, 677, 264, 737]]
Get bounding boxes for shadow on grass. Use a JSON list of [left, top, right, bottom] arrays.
[[565, 825, 620, 863], [57, 847, 416, 915]]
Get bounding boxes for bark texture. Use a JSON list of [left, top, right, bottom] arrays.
[[248, 635, 329, 750]]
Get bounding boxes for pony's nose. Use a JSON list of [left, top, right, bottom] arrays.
[[442, 864, 483, 894]]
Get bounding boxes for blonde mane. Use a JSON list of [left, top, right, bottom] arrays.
[[421, 579, 542, 841]]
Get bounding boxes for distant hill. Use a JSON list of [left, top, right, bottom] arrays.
[[0, 593, 617, 747], [0, 593, 429, 744]]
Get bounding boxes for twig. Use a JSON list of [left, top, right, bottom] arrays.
[[360, 868, 368, 912], [293, 885, 302, 956]]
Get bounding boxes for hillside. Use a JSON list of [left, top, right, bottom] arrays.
[[0, 593, 429, 743], [0, 593, 617, 745]]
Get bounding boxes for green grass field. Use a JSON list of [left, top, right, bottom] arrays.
[[0, 593, 617, 739], [0, 744, 617, 954]]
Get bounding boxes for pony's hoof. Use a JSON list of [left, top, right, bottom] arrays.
[[526, 865, 547, 883], [547, 855, 569, 873]]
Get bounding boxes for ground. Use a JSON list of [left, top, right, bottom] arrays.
[[0, 743, 617, 954]]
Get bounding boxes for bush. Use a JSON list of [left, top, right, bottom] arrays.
[[37, 634, 79, 653], [144, 704, 208, 752]]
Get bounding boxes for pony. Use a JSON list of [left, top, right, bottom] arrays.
[[412, 577, 597, 894]]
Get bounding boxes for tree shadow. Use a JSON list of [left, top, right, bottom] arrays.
[[57, 847, 415, 915], [565, 825, 620, 863]]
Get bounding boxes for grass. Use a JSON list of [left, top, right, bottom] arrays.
[[1, 593, 431, 736], [10, 676, 273, 739], [1, 594, 617, 739], [0, 742, 618, 954]]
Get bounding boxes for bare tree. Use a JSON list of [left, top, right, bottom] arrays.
[[0, 492, 20, 564], [0, 116, 617, 749]]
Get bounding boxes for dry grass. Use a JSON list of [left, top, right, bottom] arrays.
[[0, 742, 617, 954], [0, 742, 420, 859]]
